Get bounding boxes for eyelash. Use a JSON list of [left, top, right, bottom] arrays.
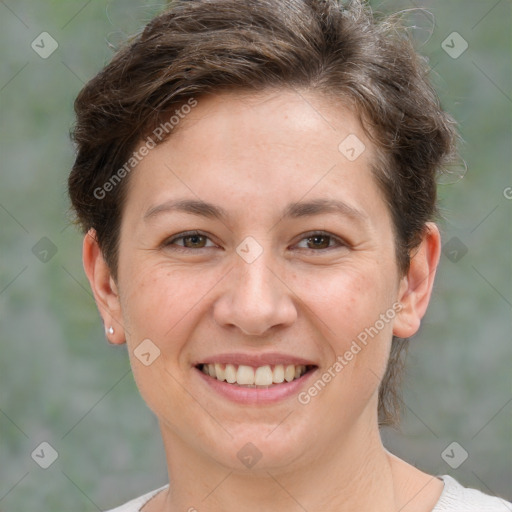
[[163, 231, 217, 251], [162, 230, 347, 253]]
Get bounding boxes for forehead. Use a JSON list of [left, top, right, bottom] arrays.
[[167, 89, 370, 158], [124, 88, 388, 228]]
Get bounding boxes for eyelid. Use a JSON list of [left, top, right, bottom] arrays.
[[163, 230, 218, 249], [292, 230, 348, 250], [163, 230, 347, 252]]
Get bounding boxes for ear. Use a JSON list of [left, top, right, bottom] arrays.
[[393, 222, 441, 338], [82, 228, 126, 345]]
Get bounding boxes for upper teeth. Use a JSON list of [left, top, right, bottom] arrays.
[[201, 363, 308, 386]]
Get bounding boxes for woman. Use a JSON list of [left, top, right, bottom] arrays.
[[68, 0, 511, 510]]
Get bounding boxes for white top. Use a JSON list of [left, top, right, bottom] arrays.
[[104, 475, 512, 511]]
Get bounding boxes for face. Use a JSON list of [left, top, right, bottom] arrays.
[[87, 89, 435, 472]]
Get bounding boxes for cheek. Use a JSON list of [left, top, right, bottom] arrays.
[[297, 264, 396, 390], [118, 263, 215, 418], [119, 261, 225, 347], [294, 266, 396, 421], [299, 263, 395, 339]]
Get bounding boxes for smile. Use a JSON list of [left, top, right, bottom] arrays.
[[197, 363, 315, 387]]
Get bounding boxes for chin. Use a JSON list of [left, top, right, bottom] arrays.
[[197, 417, 317, 472]]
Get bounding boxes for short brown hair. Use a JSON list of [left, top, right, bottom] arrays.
[[68, 0, 458, 427]]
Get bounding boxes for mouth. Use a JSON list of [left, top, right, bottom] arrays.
[[195, 363, 317, 388]]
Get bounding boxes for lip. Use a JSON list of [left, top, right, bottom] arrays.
[[192, 352, 317, 367], [192, 354, 319, 405]]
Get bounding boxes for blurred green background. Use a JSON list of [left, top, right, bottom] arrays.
[[0, 0, 510, 509]]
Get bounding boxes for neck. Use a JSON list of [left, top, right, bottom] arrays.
[[156, 410, 404, 512]]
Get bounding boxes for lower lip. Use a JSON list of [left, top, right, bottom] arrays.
[[194, 367, 318, 404]]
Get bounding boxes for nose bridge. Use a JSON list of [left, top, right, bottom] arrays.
[[213, 241, 297, 335], [238, 251, 277, 302]]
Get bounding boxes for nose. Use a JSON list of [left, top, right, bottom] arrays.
[[213, 251, 297, 336]]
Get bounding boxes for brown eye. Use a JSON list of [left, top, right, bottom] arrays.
[[181, 234, 207, 248], [295, 232, 344, 251], [164, 231, 216, 250], [306, 234, 332, 250]]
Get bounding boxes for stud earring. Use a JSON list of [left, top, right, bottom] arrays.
[[107, 326, 114, 335]]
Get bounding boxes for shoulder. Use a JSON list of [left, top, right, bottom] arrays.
[[103, 485, 169, 512], [102, 477, 512, 512], [433, 475, 512, 512]]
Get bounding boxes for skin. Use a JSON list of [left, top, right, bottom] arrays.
[[84, 89, 443, 512]]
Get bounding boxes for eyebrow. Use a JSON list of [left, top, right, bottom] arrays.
[[283, 198, 367, 223], [144, 198, 225, 221], [143, 198, 368, 224]]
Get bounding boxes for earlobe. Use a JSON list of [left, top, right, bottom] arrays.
[[82, 229, 126, 345], [393, 223, 441, 339]]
